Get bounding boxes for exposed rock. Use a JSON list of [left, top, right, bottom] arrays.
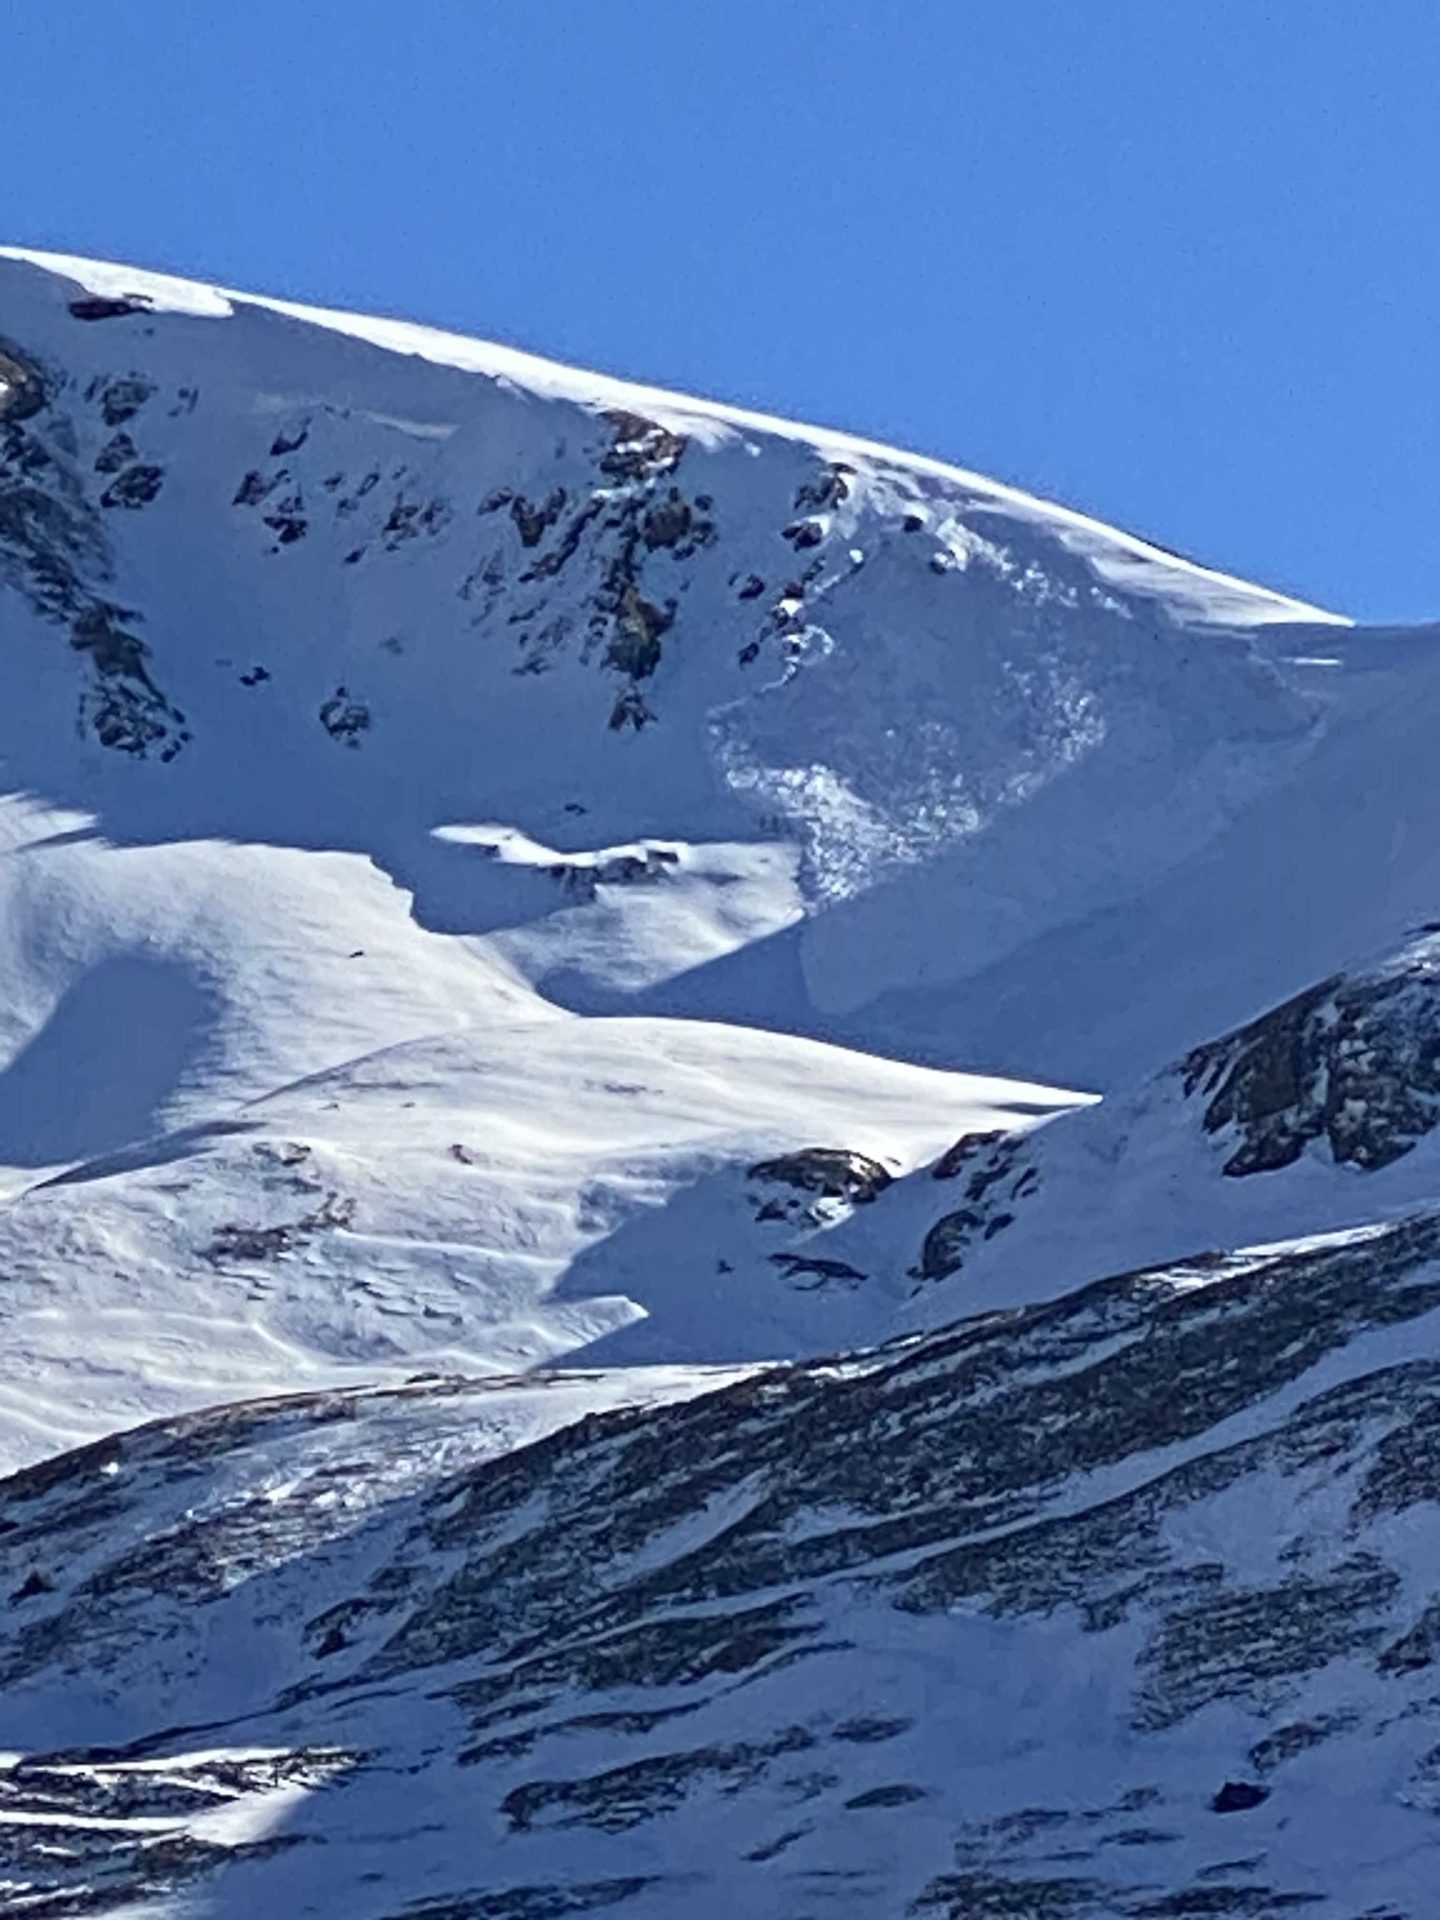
[[71, 605, 189, 759], [88, 372, 156, 426], [607, 687, 654, 731], [747, 1147, 893, 1205], [768, 1251, 868, 1287], [67, 294, 151, 321], [94, 430, 139, 474], [3, 1221, 1440, 1909], [919, 1207, 985, 1279], [604, 583, 670, 679], [511, 491, 568, 549], [1181, 935, 1440, 1174], [599, 410, 685, 482], [100, 462, 164, 509], [319, 685, 371, 744], [917, 1135, 1033, 1278], [233, 467, 280, 506], [641, 488, 692, 550], [1210, 1780, 1269, 1814], [933, 1128, 1009, 1180], [264, 509, 308, 545], [793, 464, 852, 512], [781, 517, 825, 550], [0, 341, 46, 423]]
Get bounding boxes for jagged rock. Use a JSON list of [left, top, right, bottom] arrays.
[[933, 1128, 1009, 1180], [264, 509, 307, 544], [89, 373, 156, 426], [70, 604, 189, 759], [600, 410, 685, 481], [746, 1147, 892, 1204], [1, 1221, 1439, 1909], [605, 584, 669, 679], [919, 1208, 984, 1279], [1210, 1780, 1269, 1813], [94, 430, 139, 474], [100, 462, 164, 509], [0, 342, 46, 423], [793, 464, 851, 512], [607, 686, 654, 731], [233, 467, 279, 506], [781, 517, 825, 550], [641, 489, 692, 550], [319, 685, 371, 744], [1181, 935, 1440, 1174], [67, 294, 151, 321], [511, 489, 567, 548]]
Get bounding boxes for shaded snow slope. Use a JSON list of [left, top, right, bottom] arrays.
[[848, 927, 1440, 1327]]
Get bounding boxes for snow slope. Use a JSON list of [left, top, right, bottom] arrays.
[[3, 248, 1440, 1913], [0, 243, 1366, 1105]]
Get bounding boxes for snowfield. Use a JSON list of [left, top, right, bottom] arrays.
[[0, 248, 1439, 1914]]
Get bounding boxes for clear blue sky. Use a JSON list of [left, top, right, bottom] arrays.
[[5, 2, 1438, 620]]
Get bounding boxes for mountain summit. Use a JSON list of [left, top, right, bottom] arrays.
[[1, 250, 1438, 1916]]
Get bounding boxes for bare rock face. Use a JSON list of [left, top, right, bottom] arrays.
[[746, 1147, 893, 1205], [0, 327, 190, 760], [918, 1132, 1039, 1279], [1181, 934, 1440, 1175], [0, 339, 46, 423]]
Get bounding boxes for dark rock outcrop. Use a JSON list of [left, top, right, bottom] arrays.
[[1181, 936, 1440, 1175], [746, 1147, 892, 1205], [1210, 1780, 1269, 1813]]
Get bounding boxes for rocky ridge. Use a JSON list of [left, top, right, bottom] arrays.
[[4, 1218, 1440, 1913]]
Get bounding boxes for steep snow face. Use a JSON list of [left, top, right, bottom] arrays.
[[0, 245, 1361, 1103]]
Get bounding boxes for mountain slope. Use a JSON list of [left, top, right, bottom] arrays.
[[0, 242, 1359, 1101], [2, 249, 1440, 1914], [5, 1218, 1440, 1917]]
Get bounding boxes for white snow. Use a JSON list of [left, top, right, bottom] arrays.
[[0, 246, 1348, 629], [0, 243, 1431, 1470]]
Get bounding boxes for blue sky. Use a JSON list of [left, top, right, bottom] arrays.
[[5, 1, 1438, 620]]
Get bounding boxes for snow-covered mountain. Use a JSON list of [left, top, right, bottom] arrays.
[[2, 247, 1440, 1914]]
